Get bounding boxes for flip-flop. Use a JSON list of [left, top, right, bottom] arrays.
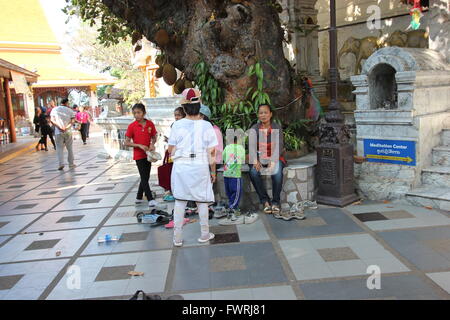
[[263, 205, 272, 214], [164, 218, 190, 229], [271, 205, 281, 214]]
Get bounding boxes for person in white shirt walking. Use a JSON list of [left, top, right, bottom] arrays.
[[50, 98, 76, 170]]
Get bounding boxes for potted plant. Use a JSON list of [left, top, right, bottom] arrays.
[[284, 127, 308, 159]]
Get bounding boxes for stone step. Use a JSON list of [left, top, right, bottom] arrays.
[[421, 165, 450, 188], [432, 145, 450, 166], [442, 129, 450, 146], [405, 186, 450, 211]]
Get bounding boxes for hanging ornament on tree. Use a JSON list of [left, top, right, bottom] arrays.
[[408, 0, 423, 30]]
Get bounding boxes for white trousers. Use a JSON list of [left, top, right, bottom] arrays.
[[173, 200, 209, 243]]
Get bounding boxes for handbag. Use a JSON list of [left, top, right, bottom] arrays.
[[158, 150, 173, 191]]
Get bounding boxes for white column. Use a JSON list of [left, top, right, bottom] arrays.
[[89, 85, 99, 107]]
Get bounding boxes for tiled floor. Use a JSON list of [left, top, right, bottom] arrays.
[[279, 234, 409, 281], [0, 137, 449, 300]]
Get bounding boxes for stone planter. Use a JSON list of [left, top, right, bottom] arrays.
[[215, 152, 317, 211]]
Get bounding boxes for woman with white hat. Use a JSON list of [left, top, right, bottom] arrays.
[[168, 88, 218, 246]]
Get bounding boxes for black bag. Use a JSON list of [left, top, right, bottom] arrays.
[[129, 290, 184, 300]]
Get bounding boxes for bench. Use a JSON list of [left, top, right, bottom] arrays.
[[214, 153, 317, 211]]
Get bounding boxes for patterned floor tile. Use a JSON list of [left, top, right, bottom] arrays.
[[35, 178, 93, 190], [0, 259, 69, 300], [0, 192, 21, 203], [0, 229, 94, 263], [13, 188, 79, 201], [52, 194, 125, 211], [266, 208, 364, 240], [0, 214, 42, 235], [172, 242, 287, 292], [82, 224, 173, 255], [89, 175, 140, 185], [426, 272, 450, 294], [0, 199, 63, 216], [46, 251, 171, 300], [236, 218, 270, 242], [0, 182, 44, 192], [104, 206, 141, 226], [74, 183, 135, 196], [25, 208, 111, 232], [299, 274, 443, 300], [348, 204, 450, 231], [280, 234, 409, 281], [378, 226, 450, 271]]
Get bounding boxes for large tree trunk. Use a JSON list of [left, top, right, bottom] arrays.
[[102, 0, 294, 118]]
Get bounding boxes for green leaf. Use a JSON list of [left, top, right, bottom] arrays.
[[255, 63, 263, 80], [265, 59, 276, 70], [247, 65, 255, 76], [257, 79, 263, 91]]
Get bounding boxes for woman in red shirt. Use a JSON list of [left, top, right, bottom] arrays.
[[124, 103, 160, 208]]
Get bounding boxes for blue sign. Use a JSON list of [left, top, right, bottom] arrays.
[[364, 139, 416, 166]]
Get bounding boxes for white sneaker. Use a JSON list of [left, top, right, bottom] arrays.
[[303, 200, 318, 209], [198, 233, 215, 243], [69, 164, 76, 169], [243, 212, 259, 224], [218, 212, 244, 225], [135, 199, 145, 205], [173, 240, 183, 247]]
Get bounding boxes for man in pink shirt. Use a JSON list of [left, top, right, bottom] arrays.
[[75, 106, 89, 145]]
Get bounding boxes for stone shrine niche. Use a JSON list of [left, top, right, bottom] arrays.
[[351, 46, 450, 202], [368, 63, 398, 110]]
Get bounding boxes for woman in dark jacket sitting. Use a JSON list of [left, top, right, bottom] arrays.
[[249, 104, 286, 215]]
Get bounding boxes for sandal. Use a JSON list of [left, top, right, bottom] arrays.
[[263, 204, 272, 214], [271, 205, 281, 215]]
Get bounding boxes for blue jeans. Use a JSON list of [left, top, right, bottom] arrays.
[[249, 160, 285, 205]]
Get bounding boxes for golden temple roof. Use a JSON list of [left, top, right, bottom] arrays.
[[0, 0, 115, 87]]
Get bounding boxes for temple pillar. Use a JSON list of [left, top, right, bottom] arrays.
[[89, 85, 99, 107], [3, 78, 16, 143]]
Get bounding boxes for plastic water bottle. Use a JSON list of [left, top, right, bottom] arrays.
[[97, 234, 121, 243]]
